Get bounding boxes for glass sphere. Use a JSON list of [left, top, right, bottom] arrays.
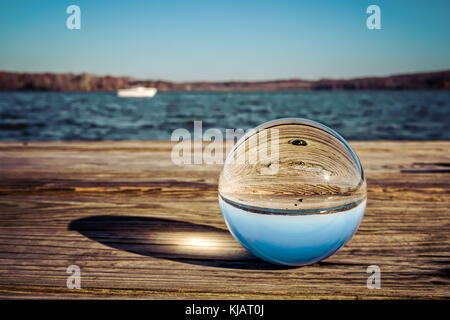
[[218, 118, 366, 266]]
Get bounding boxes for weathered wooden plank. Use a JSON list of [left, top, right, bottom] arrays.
[[0, 141, 449, 299]]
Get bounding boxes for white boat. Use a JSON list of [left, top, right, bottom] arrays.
[[117, 86, 157, 98]]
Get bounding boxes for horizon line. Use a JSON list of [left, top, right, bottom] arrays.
[[1, 68, 449, 84]]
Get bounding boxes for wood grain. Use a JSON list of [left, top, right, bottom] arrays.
[[0, 141, 448, 299]]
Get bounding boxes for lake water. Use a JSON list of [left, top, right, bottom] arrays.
[[0, 91, 448, 141]]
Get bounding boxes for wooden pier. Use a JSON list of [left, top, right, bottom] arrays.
[[0, 141, 448, 299]]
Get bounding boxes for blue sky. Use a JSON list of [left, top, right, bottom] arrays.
[[0, 0, 449, 81]]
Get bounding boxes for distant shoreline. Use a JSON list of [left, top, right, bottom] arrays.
[[0, 70, 449, 92]]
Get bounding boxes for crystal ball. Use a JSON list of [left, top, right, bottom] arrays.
[[218, 118, 367, 266]]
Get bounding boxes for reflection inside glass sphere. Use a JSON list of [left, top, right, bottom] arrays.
[[218, 118, 367, 266]]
